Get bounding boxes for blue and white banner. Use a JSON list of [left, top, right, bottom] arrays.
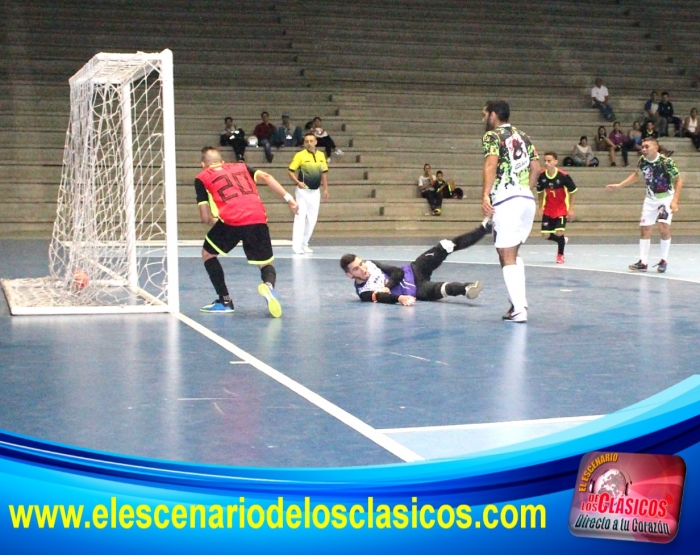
[[2, 376, 700, 554]]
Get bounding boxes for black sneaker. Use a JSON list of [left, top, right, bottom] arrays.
[[654, 259, 668, 273], [628, 260, 648, 271]]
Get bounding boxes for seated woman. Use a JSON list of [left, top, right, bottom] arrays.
[[308, 117, 343, 161], [595, 125, 617, 166], [621, 121, 642, 167], [564, 136, 599, 167], [682, 108, 700, 151], [418, 163, 442, 215], [608, 121, 627, 151]]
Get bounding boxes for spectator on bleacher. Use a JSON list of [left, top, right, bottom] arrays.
[[435, 170, 464, 199], [641, 121, 673, 157], [621, 121, 643, 167], [564, 136, 598, 167], [418, 163, 442, 215], [220, 117, 247, 161], [682, 108, 700, 151], [609, 121, 627, 150], [307, 117, 343, 162], [591, 78, 615, 121], [274, 113, 303, 148], [253, 111, 276, 163], [658, 92, 682, 137], [595, 126, 618, 166], [644, 91, 663, 131], [641, 119, 659, 140]]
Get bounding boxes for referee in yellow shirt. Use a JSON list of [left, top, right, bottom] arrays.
[[287, 133, 329, 254]]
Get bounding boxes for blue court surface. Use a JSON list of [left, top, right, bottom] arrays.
[[1, 237, 699, 467]]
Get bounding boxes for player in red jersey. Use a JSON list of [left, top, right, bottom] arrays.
[[195, 147, 298, 317], [536, 152, 578, 263]]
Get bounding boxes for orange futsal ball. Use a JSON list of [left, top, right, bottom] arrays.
[[73, 269, 89, 290]]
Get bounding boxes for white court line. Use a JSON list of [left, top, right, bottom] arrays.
[[178, 397, 234, 401], [283, 251, 700, 284], [173, 312, 423, 462], [379, 414, 603, 434]]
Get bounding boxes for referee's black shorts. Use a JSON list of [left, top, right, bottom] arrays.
[[204, 221, 274, 264]]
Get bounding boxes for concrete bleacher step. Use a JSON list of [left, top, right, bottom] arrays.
[[4, 196, 700, 238], [6, 179, 700, 207], [3, 0, 699, 240], [296, 41, 675, 72], [332, 91, 699, 117], [300, 53, 682, 81], [336, 106, 605, 122]]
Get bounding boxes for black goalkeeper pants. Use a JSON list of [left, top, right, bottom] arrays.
[[411, 225, 487, 301]]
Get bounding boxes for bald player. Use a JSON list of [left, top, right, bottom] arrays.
[[195, 146, 298, 317]]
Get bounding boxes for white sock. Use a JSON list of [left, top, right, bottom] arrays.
[[439, 239, 455, 253], [440, 282, 448, 298], [516, 256, 528, 308], [503, 264, 526, 313], [659, 238, 671, 261], [639, 239, 651, 264]]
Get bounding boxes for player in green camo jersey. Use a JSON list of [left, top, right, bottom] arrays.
[[481, 100, 540, 323], [606, 137, 683, 273]]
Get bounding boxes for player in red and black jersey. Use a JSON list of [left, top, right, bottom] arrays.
[[195, 147, 298, 317], [536, 152, 578, 264]]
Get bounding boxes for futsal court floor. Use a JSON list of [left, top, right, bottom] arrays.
[[1, 235, 699, 468]]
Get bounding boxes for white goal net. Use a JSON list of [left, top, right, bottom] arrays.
[[2, 50, 179, 315]]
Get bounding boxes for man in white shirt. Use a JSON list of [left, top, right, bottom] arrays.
[[591, 78, 615, 121]]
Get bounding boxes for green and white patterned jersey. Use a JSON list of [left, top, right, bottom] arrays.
[[637, 154, 679, 199], [482, 124, 538, 205]]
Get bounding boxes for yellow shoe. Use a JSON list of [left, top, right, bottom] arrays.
[[258, 283, 282, 318]]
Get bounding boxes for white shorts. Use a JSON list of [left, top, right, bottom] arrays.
[[492, 196, 536, 248], [640, 196, 673, 226]]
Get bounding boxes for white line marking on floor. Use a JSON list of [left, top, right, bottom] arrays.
[[229, 361, 249, 365], [174, 312, 423, 462], [378, 414, 603, 434], [213, 402, 225, 416], [178, 397, 234, 401], [389, 351, 435, 363]]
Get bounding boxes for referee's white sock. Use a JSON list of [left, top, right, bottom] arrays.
[[659, 238, 671, 261], [503, 264, 526, 313], [639, 239, 651, 264]]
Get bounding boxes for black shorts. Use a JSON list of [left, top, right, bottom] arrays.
[[204, 221, 274, 264], [541, 215, 567, 233]]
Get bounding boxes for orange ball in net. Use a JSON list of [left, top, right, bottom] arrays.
[[73, 269, 89, 290]]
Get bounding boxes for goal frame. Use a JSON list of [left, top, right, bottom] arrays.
[[1, 49, 179, 315]]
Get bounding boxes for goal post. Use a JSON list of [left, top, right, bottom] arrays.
[[2, 49, 179, 315]]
